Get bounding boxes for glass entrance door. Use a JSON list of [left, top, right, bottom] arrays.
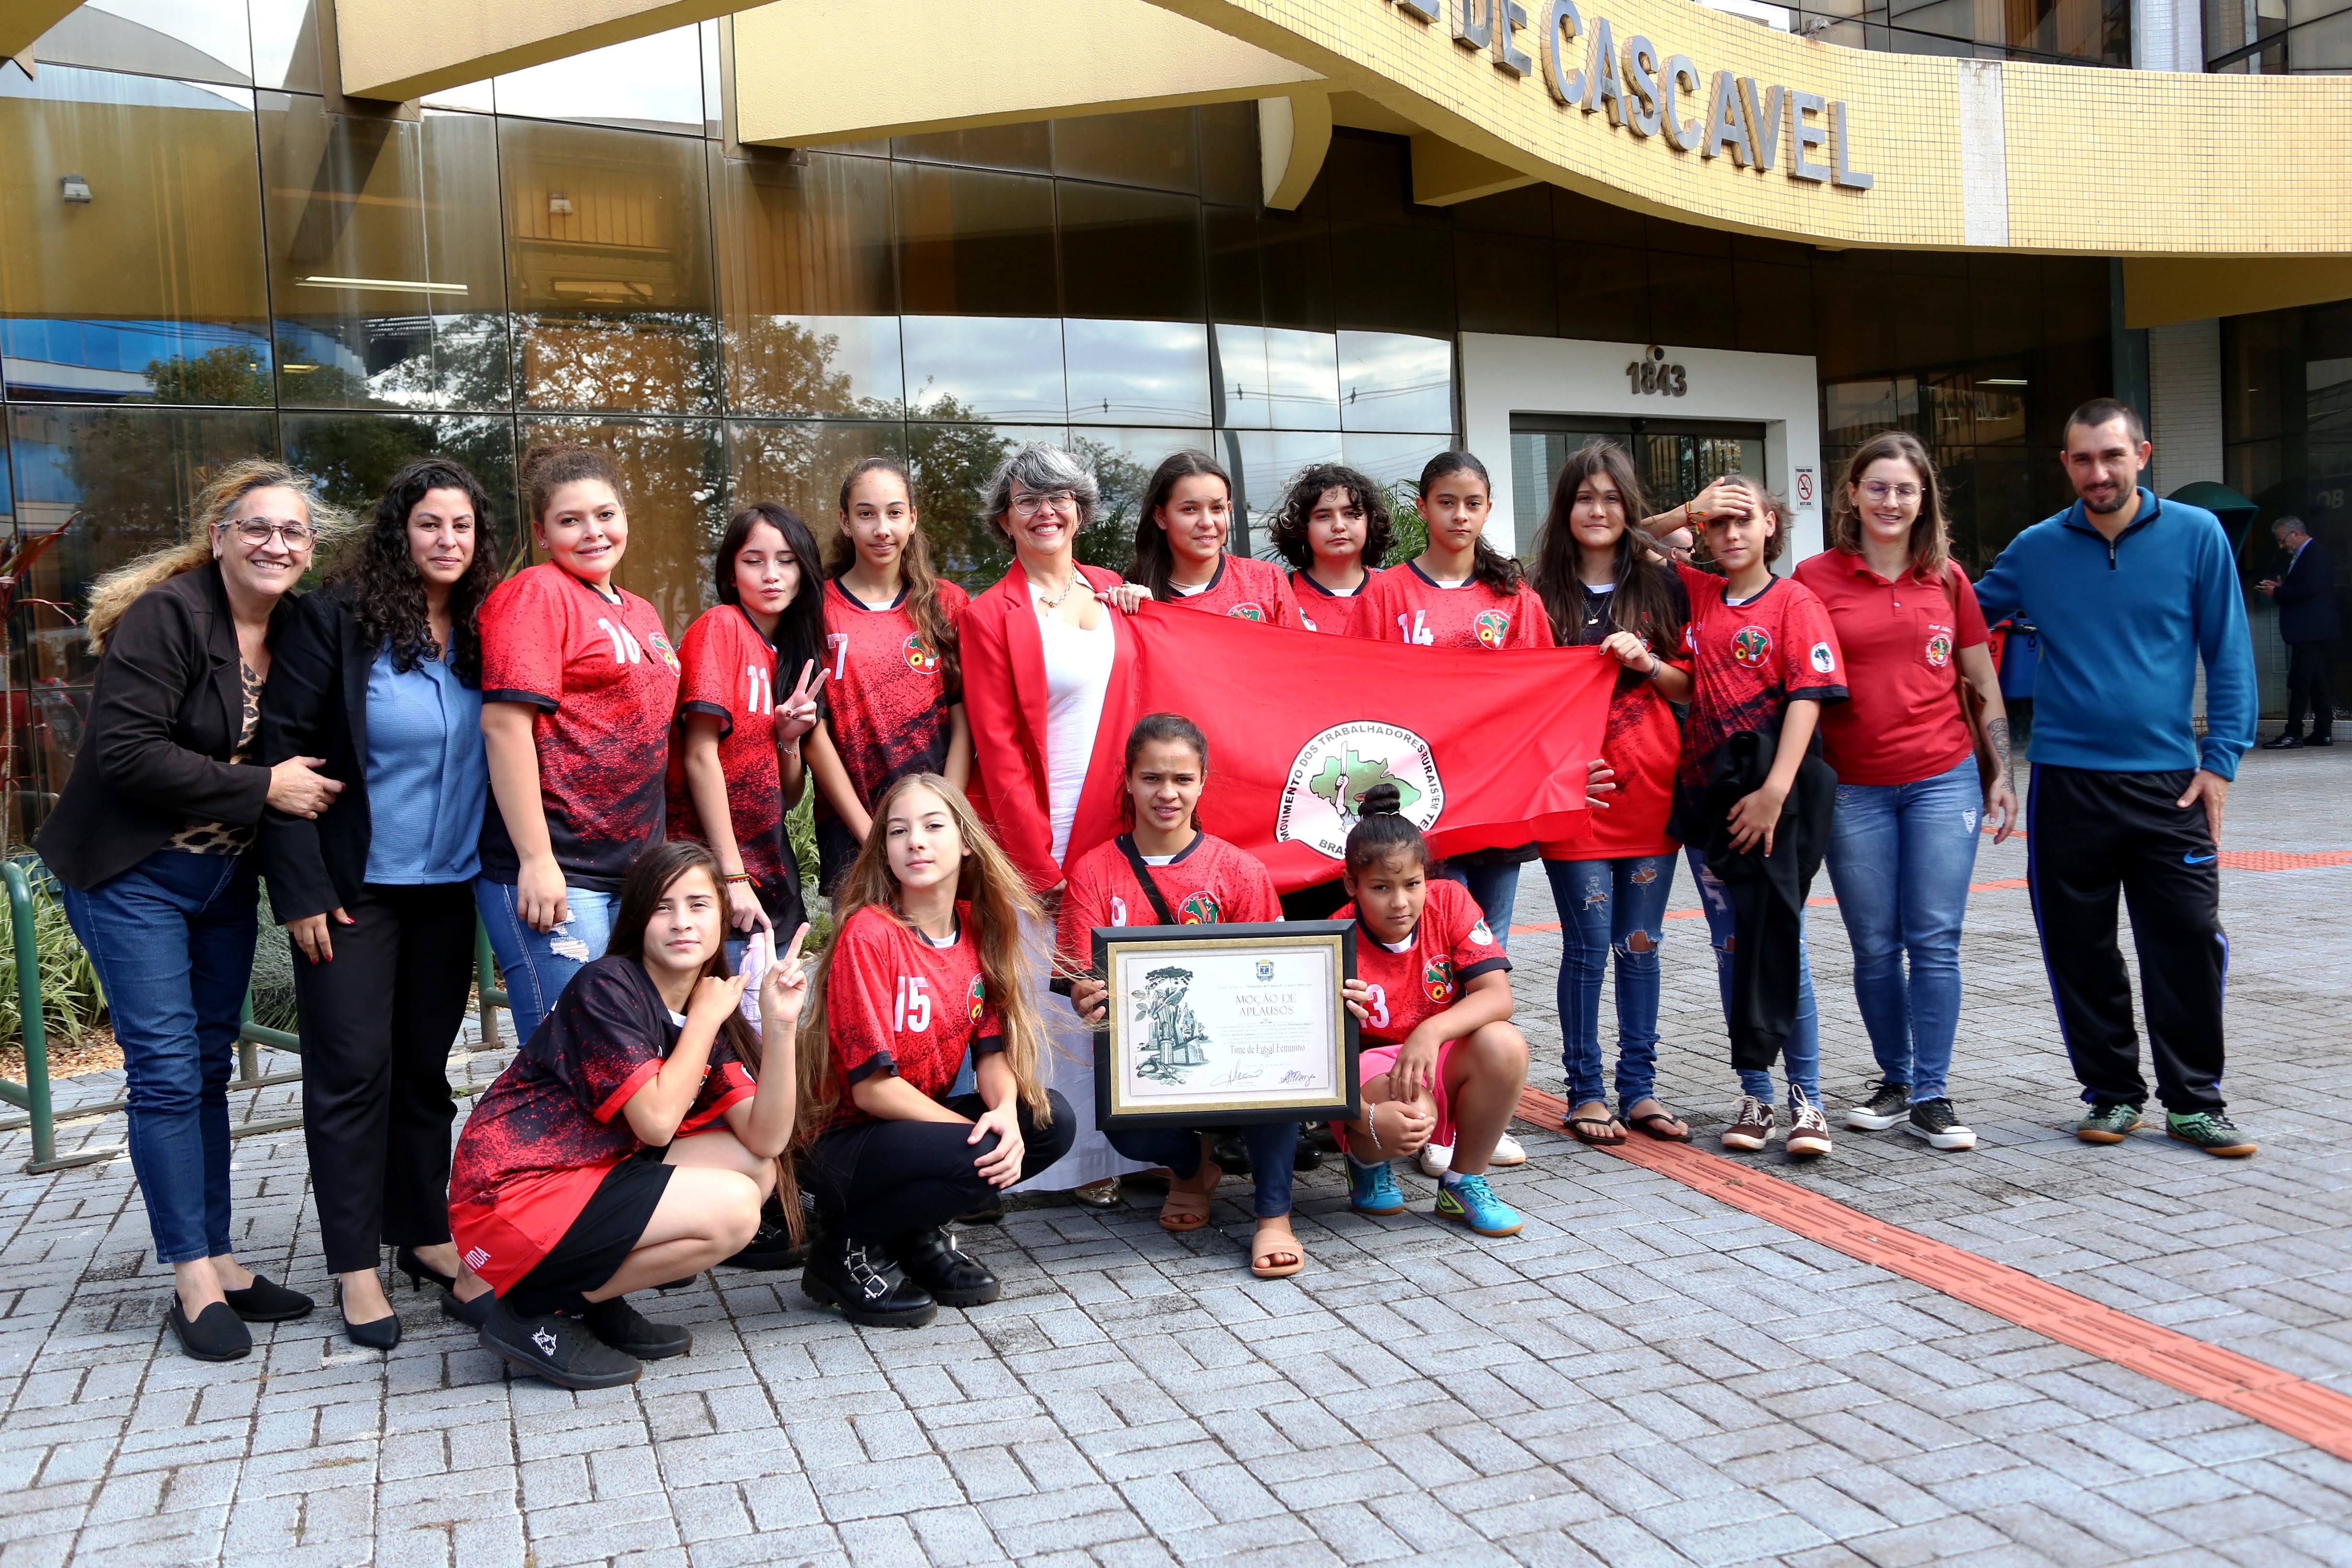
[[1509, 414, 1768, 549]]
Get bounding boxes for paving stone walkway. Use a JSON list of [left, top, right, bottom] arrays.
[[4, 751, 2351, 1567]]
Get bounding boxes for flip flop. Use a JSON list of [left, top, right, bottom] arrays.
[[1251, 1218, 1304, 1278], [1158, 1160, 1223, 1231], [1625, 1110, 1693, 1143], [1566, 1114, 1626, 1146]]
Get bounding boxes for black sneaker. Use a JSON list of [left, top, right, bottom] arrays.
[[478, 1297, 643, 1390], [222, 1273, 315, 1323], [1903, 1098, 1977, 1151], [582, 1296, 693, 1360], [890, 1227, 1000, 1308], [801, 1236, 938, 1328], [1844, 1082, 1910, 1131]]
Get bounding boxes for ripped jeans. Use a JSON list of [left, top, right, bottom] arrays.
[[1684, 847, 1821, 1107], [474, 878, 620, 1041], [1542, 854, 1676, 1109]]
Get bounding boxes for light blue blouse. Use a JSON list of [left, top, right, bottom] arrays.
[[363, 646, 488, 884]]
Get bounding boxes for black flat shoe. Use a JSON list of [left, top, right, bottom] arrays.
[[338, 1291, 401, 1351], [2262, 734, 2304, 750], [891, 1227, 999, 1308], [222, 1273, 314, 1323], [582, 1296, 692, 1360], [394, 1247, 457, 1292], [442, 1288, 493, 1328], [167, 1298, 253, 1362]]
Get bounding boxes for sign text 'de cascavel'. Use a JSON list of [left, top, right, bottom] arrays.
[[1383, 0, 1875, 191]]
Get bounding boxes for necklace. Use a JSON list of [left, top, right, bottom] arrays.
[[1034, 571, 1082, 610]]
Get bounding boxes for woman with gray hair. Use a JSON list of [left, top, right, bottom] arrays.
[[959, 442, 1152, 1205]]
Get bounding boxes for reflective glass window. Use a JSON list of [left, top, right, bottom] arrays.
[[1052, 108, 1198, 194], [1338, 331, 1451, 435], [892, 123, 1052, 173], [1648, 252, 1737, 352], [1456, 231, 1556, 338], [895, 163, 1058, 318], [1258, 209, 1334, 330], [1345, 432, 1456, 496], [247, 0, 321, 92], [1219, 429, 1343, 557], [0, 69, 271, 403], [260, 97, 509, 411], [1333, 220, 1452, 337], [1067, 426, 1212, 563], [727, 420, 909, 558], [902, 316, 1065, 424], [521, 416, 726, 632], [1205, 207, 1262, 325], [283, 412, 521, 569], [1213, 325, 1340, 432], [1058, 183, 1202, 321], [421, 80, 495, 113], [907, 422, 1071, 586], [1557, 242, 1650, 345], [714, 149, 900, 417], [499, 119, 719, 414], [1198, 103, 1259, 208], [1066, 320, 1209, 428], [494, 26, 705, 135], [33, 0, 253, 86]]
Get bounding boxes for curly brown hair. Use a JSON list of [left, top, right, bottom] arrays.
[[326, 457, 498, 686], [1267, 462, 1394, 575]]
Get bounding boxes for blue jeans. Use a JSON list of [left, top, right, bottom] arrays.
[[1439, 860, 1520, 951], [1824, 756, 1980, 1104], [1542, 854, 1676, 1108], [60, 850, 259, 1265], [1684, 847, 1820, 1106], [1104, 1121, 1297, 1218], [474, 879, 620, 1040]]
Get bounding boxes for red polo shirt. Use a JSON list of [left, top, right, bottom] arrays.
[[1792, 550, 1987, 787]]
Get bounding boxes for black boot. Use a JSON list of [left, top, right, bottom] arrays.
[[478, 1297, 642, 1390], [801, 1235, 938, 1327], [890, 1227, 1000, 1308], [582, 1296, 692, 1360]]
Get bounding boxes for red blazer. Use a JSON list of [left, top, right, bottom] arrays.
[[960, 559, 1140, 891]]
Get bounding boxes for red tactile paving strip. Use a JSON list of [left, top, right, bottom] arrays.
[[1513, 1085, 2352, 1462]]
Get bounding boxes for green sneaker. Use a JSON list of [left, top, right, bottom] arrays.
[[2166, 1110, 2257, 1158], [2074, 1102, 2143, 1143]]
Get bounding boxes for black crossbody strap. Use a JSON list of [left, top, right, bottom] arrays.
[[1115, 834, 1180, 926]]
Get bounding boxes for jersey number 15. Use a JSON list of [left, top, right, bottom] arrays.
[[895, 975, 932, 1033]]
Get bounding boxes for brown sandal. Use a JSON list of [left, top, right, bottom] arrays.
[[1158, 1160, 1223, 1231], [1250, 1217, 1304, 1278]]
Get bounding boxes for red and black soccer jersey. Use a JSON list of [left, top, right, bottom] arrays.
[[1673, 562, 1847, 816], [1353, 562, 1556, 651], [449, 955, 752, 1291], [1055, 831, 1281, 964], [664, 604, 804, 924], [1540, 576, 1692, 860], [1166, 554, 1303, 628], [1290, 569, 1370, 637], [478, 563, 680, 892], [1331, 877, 1509, 1047], [823, 901, 1001, 1130], [819, 576, 970, 817]]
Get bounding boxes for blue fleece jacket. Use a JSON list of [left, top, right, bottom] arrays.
[[1973, 488, 2256, 780]]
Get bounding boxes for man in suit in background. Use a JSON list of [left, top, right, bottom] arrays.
[[2259, 515, 2337, 748]]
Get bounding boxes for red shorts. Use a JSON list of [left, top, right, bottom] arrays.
[[1333, 1038, 1457, 1158], [451, 1161, 618, 1295]]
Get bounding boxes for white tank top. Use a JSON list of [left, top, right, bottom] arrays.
[[1038, 608, 1115, 866]]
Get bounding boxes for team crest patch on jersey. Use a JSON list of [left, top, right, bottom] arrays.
[[647, 631, 682, 675], [968, 974, 985, 1023], [1810, 641, 1837, 674], [1274, 721, 1445, 861], [1474, 610, 1511, 648], [903, 633, 940, 674], [1924, 632, 1952, 668], [1177, 892, 1220, 924], [1468, 919, 1494, 947], [1423, 957, 1455, 1003], [1730, 625, 1772, 668], [1229, 603, 1266, 622]]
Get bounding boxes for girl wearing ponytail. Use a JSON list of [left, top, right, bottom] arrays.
[[1330, 785, 1531, 1241]]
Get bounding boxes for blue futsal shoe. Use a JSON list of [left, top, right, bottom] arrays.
[[1434, 1172, 1523, 1237], [1346, 1157, 1406, 1216]]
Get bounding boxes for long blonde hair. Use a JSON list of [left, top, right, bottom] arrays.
[[85, 459, 337, 653], [1828, 430, 1951, 583], [793, 775, 1054, 1142]]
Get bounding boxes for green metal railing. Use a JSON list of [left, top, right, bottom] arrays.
[[0, 862, 515, 1174]]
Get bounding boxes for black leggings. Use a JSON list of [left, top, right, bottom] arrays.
[[805, 1091, 1076, 1245]]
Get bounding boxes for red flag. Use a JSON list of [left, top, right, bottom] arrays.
[[1119, 604, 1618, 891]]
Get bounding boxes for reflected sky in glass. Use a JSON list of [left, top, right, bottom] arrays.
[[495, 26, 704, 134], [1066, 320, 1208, 428], [1219, 428, 1343, 556], [36, 0, 252, 84], [422, 79, 495, 113], [1213, 326, 1342, 432], [903, 316, 1065, 423], [1339, 331, 1453, 434], [1345, 431, 1455, 492]]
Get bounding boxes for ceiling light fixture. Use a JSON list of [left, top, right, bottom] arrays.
[[60, 174, 91, 203], [547, 190, 573, 216], [1979, 377, 2028, 386], [297, 275, 468, 294]]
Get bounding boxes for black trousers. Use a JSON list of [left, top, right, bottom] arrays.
[[291, 881, 477, 1273], [2025, 765, 2227, 1114], [805, 1090, 1075, 1246], [2286, 640, 2333, 740]]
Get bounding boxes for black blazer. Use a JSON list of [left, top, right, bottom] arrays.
[[35, 562, 291, 891], [2273, 537, 2339, 645], [256, 584, 375, 924]]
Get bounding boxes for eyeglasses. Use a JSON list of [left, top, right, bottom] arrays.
[[1859, 482, 1922, 503], [218, 518, 316, 548], [1009, 490, 1078, 517]]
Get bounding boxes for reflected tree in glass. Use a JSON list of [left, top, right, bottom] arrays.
[[727, 420, 909, 556], [522, 417, 727, 633], [285, 413, 522, 573]]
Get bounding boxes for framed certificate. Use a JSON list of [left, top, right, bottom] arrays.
[[1090, 920, 1358, 1129]]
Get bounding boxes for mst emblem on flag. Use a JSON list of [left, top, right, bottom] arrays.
[[1273, 721, 1445, 860]]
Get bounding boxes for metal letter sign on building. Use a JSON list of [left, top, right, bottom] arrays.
[[1391, 0, 1873, 190]]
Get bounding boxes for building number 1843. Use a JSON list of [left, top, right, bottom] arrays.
[[1627, 345, 1688, 396]]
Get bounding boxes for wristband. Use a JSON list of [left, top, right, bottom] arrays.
[[722, 872, 754, 885]]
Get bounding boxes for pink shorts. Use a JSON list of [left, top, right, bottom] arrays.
[[1334, 1039, 1457, 1158]]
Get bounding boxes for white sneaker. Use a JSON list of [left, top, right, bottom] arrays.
[[1417, 1142, 1454, 1178], [1488, 1133, 1527, 1167]]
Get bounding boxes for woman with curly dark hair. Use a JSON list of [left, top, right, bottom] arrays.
[[259, 456, 501, 1349], [1266, 462, 1393, 637]]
